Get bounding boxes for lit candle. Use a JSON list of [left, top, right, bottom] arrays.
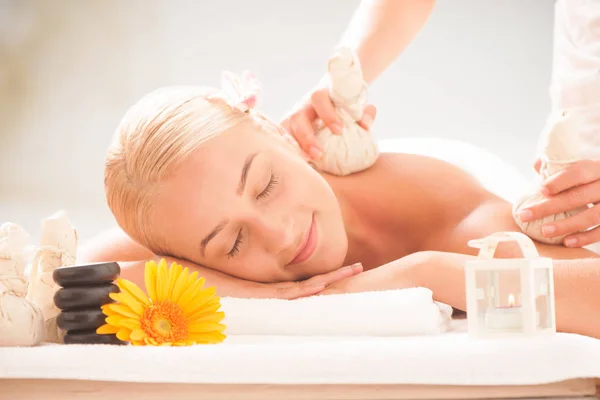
[[485, 294, 523, 330]]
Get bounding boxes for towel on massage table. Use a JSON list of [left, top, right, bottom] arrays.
[[220, 287, 453, 336], [2, 330, 600, 386]]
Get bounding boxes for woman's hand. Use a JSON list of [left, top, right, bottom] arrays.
[[280, 82, 377, 161], [519, 159, 600, 247], [255, 263, 364, 299]]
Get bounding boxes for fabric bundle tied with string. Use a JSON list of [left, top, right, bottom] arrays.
[[26, 210, 78, 343], [0, 222, 44, 347], [220, 47, 379, 176]]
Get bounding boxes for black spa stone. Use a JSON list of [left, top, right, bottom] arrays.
[[64, 331, 126, 346], [53, 262, 120, 288], [57, 308, 107, 331], [54, 284, 120, 310]]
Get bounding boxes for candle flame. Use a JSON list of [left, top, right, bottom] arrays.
[[508, 294, 515, 307]]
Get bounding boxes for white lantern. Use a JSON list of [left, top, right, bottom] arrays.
[[465, 232, 556, 337]]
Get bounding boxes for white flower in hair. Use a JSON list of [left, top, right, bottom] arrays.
[[221, 70, 263, 113]]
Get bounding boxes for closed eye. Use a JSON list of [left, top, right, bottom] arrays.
[[227, 230, 243, 259], [258, 172, 279, 200]]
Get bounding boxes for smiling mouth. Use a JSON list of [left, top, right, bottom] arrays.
[[287, 214, 318, 266]]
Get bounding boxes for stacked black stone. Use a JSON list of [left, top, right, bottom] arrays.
[[53, 262, 126, 345]]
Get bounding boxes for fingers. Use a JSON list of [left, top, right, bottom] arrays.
[[274, 282, 327, 300], [538, 205, 599, 239], [290, 112, 323, 160], [542, 160, 600, 196], [358, 104, 377, 131], [311, 88, 343, 135], [563, 226, 600, 247], [518, 180, 600, 222], [268, 263, 363, 300], [302, 263, 363, 288]]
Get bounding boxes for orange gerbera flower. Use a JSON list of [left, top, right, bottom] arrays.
[[97, 259, 226, 346]]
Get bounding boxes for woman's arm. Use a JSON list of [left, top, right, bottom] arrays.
[[414, 251, 600, 340], [340, 0, 437, 83], [280, 0, 435, 157], [78, 227, 362, 299], [324, 251, 600, 339]]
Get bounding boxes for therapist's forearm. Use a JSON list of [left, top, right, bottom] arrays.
[[339, 0, 436, 83]]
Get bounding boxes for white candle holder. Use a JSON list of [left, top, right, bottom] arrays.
[[465, 232, 556, 338]]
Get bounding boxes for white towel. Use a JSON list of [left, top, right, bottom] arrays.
[[220, 287, 452, 336]]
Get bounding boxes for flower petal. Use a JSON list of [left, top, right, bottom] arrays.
[[177, 278, 206, 309], [105, 315, 125, 327], [166, 262, 183, 299], [181, 287, 216, 314], [116, 328, 132, 342], [117, 278, 150, 306], [185, 300, 222, 321], [119, 318, 142, 331], [130, 329, 146, 341], [188, 321, 227, 334], [96, 324, 119, 335], [156, 259, 169, 302], [187, 311, 225, 326], [109, 303, 141, 319], [100, 304, 118, 317], [145, 260, 158, 303], [170, 267, 190, 303], [186, 271, 199, 287], [110, 291, 146, 315]]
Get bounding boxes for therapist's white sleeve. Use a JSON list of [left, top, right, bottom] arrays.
[[549, 0, 600, 158]]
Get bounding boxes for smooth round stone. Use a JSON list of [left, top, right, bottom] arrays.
[[54, 284, 120, 310], [64, 331, 126, 346], [57, 308, 107, 331], [53, 262, 120, 288]]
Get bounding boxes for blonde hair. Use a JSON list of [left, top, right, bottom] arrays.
[[105, 85, 262, 255]]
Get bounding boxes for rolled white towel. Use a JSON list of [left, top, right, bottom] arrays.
[[220, 287, 452, 336]]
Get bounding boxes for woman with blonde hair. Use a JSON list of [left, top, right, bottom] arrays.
[[81, 68, 600, 339]]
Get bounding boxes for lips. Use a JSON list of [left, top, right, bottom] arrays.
[[287, 215, 318, 266]]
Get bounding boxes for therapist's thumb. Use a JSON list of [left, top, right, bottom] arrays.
[[358, 105, 377, 131]]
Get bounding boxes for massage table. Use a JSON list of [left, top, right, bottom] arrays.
[[1, 138, 599, 399], [2, 319, 600, 399]]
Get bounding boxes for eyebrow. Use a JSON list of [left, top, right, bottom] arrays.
[[200, 152, 259, 256], [237, 152, 258, 195]]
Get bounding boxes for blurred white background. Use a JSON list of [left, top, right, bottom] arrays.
[[0, 0, 554, 242]]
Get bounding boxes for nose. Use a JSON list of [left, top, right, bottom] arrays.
[[249, 212, 295, 255]]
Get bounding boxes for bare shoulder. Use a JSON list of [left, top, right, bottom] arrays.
[[340, 152, 499, 218], [328, 152, 504, 257]]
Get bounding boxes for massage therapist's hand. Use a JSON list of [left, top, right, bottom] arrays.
[[280, 81, 377, 161], [520, 159, 600, 247], [257, 262, 364, 299]]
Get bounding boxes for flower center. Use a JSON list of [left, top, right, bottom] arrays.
[[141, 301, 187, 344]]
